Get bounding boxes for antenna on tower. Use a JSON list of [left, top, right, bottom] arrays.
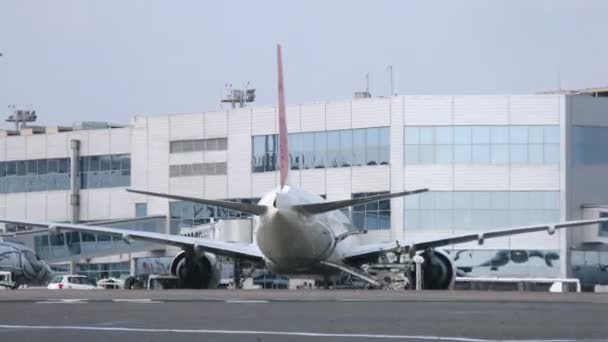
[[354, 73, 372, 99], [221, 82, 256, 109]]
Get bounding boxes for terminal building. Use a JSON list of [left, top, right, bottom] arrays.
[[2, 90, 608, 287]]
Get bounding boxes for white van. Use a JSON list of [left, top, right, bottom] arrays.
[[47, 275, 97, 290]]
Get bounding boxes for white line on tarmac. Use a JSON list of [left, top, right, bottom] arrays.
[[112, 299, 162, 303], [0, 324, 601, 342], [35, 299, 87, 304], [225, 300, 269, 303]]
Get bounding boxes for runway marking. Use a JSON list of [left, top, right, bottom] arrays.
[[0, 324, 602, 342], [36, 299, 87, 304], [112, 299, 163, 303], [225, 300, 269, 303]]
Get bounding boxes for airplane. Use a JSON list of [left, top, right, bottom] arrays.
[[0, 238, 53, 288], [1, 44, 607, 289]]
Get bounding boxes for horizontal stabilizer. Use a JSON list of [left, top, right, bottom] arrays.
[[292, 188, 429, 215], [127, 189, 268, 216]]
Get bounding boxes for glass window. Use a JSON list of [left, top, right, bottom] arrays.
[[419, 127, 434, 144], [404, 145, 419, 164], [453, 145, 471, 163], [378, 127, 390, 165], [472, 127, 491, 144], [510, 144, 528, 163], [528, 144, 544, 164], [365, 128, 379, 166], [528, 126, 544, 144], [491, 145, 509, 164], [301, 133, 315, 169], [326, 131, 340, 168], [352, 129, 366, 167], [404, 127, 419, 145], [340, 130, 353, 167], [135, 203, 147, 217], [314, 132, 326, 168], [419, 145, 435, 164], [490, 126, 508, 144], [454, 127, 471, 144], [544, 126, 559, 144], [436, 127, 453, 144], [472, 145, 490, 163], [509, 126, 529, 144], [436, 145, 453, 163], [289, 133, 302, 170]]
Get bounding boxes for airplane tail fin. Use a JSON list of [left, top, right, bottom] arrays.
[[277, 44, 289, 188]]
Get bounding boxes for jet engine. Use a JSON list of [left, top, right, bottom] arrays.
[[410, 249, 456, 290], [170, 250, 220, 289]]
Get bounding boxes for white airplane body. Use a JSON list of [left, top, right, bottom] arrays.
[[1, 45, 607, 289]]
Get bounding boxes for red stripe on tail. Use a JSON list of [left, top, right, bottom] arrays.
[[277, 44, 289, 188]]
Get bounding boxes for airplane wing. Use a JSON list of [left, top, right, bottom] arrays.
[[343, 218, 608, 260], [0, 218, 264, 261], [292, 189, 429, 215], [127, 189, 268, 216]]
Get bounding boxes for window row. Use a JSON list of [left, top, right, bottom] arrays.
[[404, 191, 560, 230], [169, 198, 259, 234], [170, 138, 228, 153], [169, 162, 227, 177], [252, 127, 390, 173], [572, 126, 608, 164], [404, 126, 560, 165], [404, 191, 560, 210], [352, 192, 391, 230], [0, 154, 131, 193]]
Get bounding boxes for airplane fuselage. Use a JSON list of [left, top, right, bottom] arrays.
[[255, 186, 358, 277]]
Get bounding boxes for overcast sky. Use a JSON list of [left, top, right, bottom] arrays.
[[1, 0, 607, 126]]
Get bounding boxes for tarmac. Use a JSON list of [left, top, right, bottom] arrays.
[[1, 289, 607, 342]]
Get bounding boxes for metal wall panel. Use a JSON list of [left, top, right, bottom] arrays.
[[204, 111, 228, 138], [325, 101, 351, 131], [352, 166, 389, 193], [286, 104, 302, 133], [5, 136, 26, 160], [453, 165, 509, 190], [169, 152, 204, 165], [45, 133, 68, 158], [404, 96, 453, 125], [204, 175, 227, 199], [252, 172, 277, 197], [251, 106, 277, 136], [352, 98, 390, 129], [453, 95, 509, 125], [227, 108, 252, 199], [25, 192, 46, 220], [510, 165, 559, 190], [169, 113, 204, 140], [86, 130, 111, 156], [404, 165, 453, 190], [25, 135, 46, 159], [109, 128, 132, 154], [325, 168, 351, 201], [509, 95, 560, 125], [169, 177, 203, 197], [85, 189, 111, 220], [46, 191, 68, 221], [300, 169, 325, 195], [300, 103, 326, 132], [108, 189, 133, 218]]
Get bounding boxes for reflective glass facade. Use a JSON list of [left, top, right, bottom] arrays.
[[404, 126, 559, 165], [449, 249, 561, 278], [352, 192, 390, 230], [170, 198, 259, 234], [572, 126, 608, 164], [404, 191, 560, 230], [32, 216, 164, 262], [76, 262, 129, 281], [80, 154, 131, 189], [252, 127, 390, 172], [0, 154, 130, 193]]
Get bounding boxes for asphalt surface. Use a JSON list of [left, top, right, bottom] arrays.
[[1, 289, 607, 342]]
